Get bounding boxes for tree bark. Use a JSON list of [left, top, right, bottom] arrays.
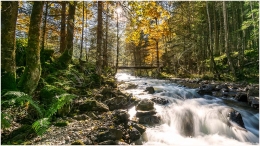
[[96, 1, 103, 75], [1, 1, 19, 90], [79, 1, 84, 62], [60, 1, 66, 53], [40, 1, 49, 64], [85, 2, 89, 62], [115, 6, 119, 75], [206, 2, 219, 79], [103, 2, 109, 69], [18, 2, 44, 94], [57, 1, 77, 68], [223, 1, 236, 80]]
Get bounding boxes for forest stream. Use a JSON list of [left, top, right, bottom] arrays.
[[116, 73, 259, 146]]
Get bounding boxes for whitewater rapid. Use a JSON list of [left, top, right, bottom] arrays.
[[116, 73, 259, 146]]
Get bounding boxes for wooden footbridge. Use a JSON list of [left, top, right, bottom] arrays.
[[118, 66, 159, 69]]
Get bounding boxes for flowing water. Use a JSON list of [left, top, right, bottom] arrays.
[[116, 73, 259, 146]]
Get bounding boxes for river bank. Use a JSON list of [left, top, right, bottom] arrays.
[[2, 73, 258, 145]]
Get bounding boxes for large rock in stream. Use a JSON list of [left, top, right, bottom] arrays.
[[136, 99, 154, 111], [144, 87, 155, 94], [247, 86, 259, 108], [151, 96, 169, 105], [135, 99, 161, 125]]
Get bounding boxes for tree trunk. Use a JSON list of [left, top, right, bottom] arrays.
[[60, 1, 66, 53], [40, 2, 48, 64], [79, 1, 84, 62], [96, 1, 103, 75], [85, 2, 89, 62], [1, 1, 19, 90], [18, 2, 44, 94], [115, 7, 119, 75], [103, 2, 109, 69], [223, 1, 236, 80], [57, 1, 77, 68], [206, 2, 220, 79]]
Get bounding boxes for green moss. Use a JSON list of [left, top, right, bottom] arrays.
[[54, 121, 69, 127]]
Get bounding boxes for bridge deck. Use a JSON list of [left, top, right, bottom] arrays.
[[118, 66, 159, 69]]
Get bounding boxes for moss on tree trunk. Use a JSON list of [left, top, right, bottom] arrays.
[[18, 2, 44, 95], [1, 1, 18, 90], [56, 1, 77, 69]]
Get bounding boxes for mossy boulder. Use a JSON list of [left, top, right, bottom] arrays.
[[112, 109, 130, 123], [103, 77, 117, 88], [97, 129, 123, 142], [105, 95, 129, 110], [79, 99, 109, 112]]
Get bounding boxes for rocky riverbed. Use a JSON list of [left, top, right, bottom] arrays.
[[2, 76, 258, 145], [170, 78, 259, 109]]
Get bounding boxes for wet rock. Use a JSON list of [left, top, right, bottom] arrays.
[[234, 92, 248, 102], [196, 89, 212, 96], [180, 109, 194, 137], [97, 129, 123, 142], [136, 99, 154, 111], [247, 86, 259, 108], [105, 95, 129, 110], [79, 100, 109, 112], [227, 108, 245, 129], [112, 109, 130, 123], [227, 91, 237, 97], [145, 87, 155, 94], [248, 96, 259, 108], [151, 97, 169, 105], [138, 115, 160, 125], [129, 127, 141, 142], [131, 123, 146, 134], [216, 84, 228, 91], [125, 83, 138, 90], [136, 109, 157, 117]]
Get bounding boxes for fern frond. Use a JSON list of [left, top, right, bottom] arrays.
[[2, 91, 43, 118], [44, 93, 77, 118], [32, 118, 50, 136], [1, 113, 11, 129]]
